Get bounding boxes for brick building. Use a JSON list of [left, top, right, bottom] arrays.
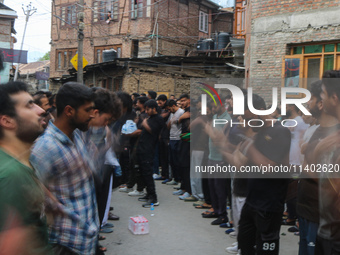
[[50, 0, 233, 90], [0, 2, 17, 83], [243, 0, 340, 102]]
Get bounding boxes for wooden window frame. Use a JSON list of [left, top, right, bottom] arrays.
[[60, 5, 77, 28], [94, 45, 122, 63], [93, 0, 119, 23], [283, 42, 340, 96], [131, 0, 149, 19], [56, 48, 77, 71], [199, 11, 208, 33]]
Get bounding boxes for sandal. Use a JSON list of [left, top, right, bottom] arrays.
[[98, 245, 107, 252], [201, 208, 214, 215], [195, 203, 212, 209], [99, 235, 106, 241]]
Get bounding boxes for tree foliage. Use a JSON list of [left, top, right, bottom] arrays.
[[39, 51, 50, 61]]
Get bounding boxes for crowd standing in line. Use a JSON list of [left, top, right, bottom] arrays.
[[1, 70, 340, 255]]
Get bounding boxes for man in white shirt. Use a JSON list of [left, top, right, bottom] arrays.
[[166, 99, 184, 186]]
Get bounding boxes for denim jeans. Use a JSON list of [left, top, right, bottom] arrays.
[[298, 217, 318, 255]]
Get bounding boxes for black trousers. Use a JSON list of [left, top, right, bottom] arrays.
[[202, 177, 212, 204], [119, 146, 131, 184], [126, 153, 145, 191], [179, 140, 190, 192], [207, 177, 229, 217], [169, 140, 181, 182], [238, 203, 282, 255], [51, 244, 78, 255], [96, 165, 113, 225], [159, 138, 169, 178], [137, 154, 157, 200]]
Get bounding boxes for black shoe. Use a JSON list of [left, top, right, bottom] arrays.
[[142, 199, 160, 208], [288, 226, 299, 232], [138, 195, 149, 202], [108, 212, 120, 221], [211, 216, 229, 225]]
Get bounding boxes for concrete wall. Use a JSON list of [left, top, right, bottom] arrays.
[[245, 1, 340, 101]]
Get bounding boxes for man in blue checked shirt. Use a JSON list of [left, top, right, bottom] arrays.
[[31, 83, 100, 255]]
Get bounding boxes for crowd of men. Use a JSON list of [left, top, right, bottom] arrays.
[[1, 70, 340, 255]]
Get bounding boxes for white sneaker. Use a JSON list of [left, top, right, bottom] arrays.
[[179, 192, 190, 200], [128, 190, 145, 196], [226, 244, 239, 254], [119, 187, 133, 193], [232, 242, 238, 246], [229, 231, 237, 238], [153, 174, 161, 179]]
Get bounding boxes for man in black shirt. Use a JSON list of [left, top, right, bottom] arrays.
[[313, 70, 340, 254], [137, 100, 165, 207], [298, 81, 339, 255], [236, 94, 291, 255], [177, 94, 191, 199], [156, 95, 171, 182]]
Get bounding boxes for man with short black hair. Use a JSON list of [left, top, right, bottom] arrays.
[[148, 90, 157, 100], [137, 99, 165, 207], [33, 93, 50, 111], [0, 81, 49, 255], [175, 94, 191, 199], [156, 95, 171, 182], [313, 70, 340, 255], [167, 99, 184, 185], [131, 92, 140, 101], [31, 82, 100, 255], [237, 93, 291, 255], [297, 80, 339, 255]]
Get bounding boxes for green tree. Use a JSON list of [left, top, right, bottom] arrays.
[[39, 51, 50, 61]]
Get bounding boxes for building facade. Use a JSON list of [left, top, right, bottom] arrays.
[[244, 0, 340, 102], [0, 3, 17, 83], [50, 0, 233, 90]]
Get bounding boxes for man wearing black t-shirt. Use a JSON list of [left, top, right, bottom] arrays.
[[313, 70, 340, 255], [137, 100, 165, 207], [236, 94, 291, 255], [298, 81, 339, 255], [177, 94, 191, 199]]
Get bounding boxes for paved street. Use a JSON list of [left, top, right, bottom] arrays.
[[101, 182, 299, 255]]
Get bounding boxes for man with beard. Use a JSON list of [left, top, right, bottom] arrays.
[[0, 81, 49, 255], [119, 96, 148, 195], [155, 94, 171, 182], [30, 82, 100, 255], [297, 80, 339, 255], [313, 70, 340, 254], [236, 93, 291, 255], [175, 94, 191, 199]]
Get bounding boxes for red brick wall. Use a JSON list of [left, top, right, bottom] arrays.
[[50, 0, 227, 83], [251, 0, 339, 20]]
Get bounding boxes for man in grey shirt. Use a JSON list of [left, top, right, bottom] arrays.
[[167, 99, 184, 185]]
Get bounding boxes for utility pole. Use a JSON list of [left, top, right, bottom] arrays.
[[77, 0, 85, 83], [14, 2, 36, 81]]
